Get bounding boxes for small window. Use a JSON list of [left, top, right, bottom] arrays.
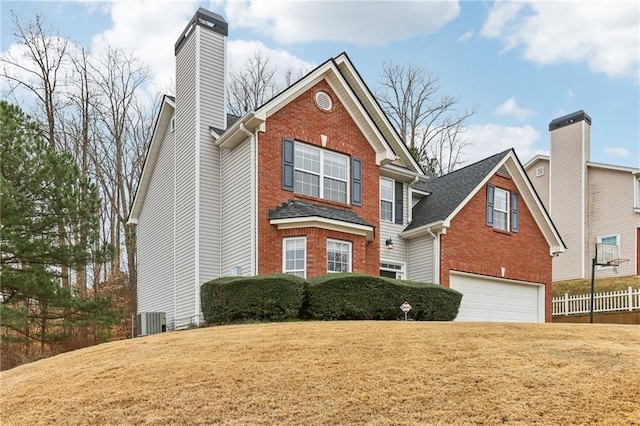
[[380, 262, 404, 279], [283, 237, 306, 278], [493, 188, 509, 231], [380, 178, 394, 222], [170, 117, 175, 133], [487, 185, 518, 232], [327, 239, 351, 273], [536, 166, 544, 177], [597, 234, 620, 269]]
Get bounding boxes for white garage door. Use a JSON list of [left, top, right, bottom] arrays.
[[450, 272, 544, 323]]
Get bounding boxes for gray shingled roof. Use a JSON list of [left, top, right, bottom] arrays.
[[404, 149, 512, 232], [268, 199, 373, 227]]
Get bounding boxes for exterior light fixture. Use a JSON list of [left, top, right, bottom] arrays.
[[385, 238, 393, 250]]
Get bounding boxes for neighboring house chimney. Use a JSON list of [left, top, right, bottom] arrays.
[[173, 9, 227, 325], [548, 110, 592, 280]]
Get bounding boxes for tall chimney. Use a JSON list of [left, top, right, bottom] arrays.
[[173, 9, 228, 325], [548, 110, 591, 279]]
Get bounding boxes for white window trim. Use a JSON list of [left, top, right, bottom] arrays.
[[596, 233, 620, 270], [294, 141, 350, 203], [283, 237, 307, 278], [535, 166, 544, 177], [327, 239, 352, 273], [380, 260, 405, 280], [493, 187, 510, 231], [380, 177, 394, 223]]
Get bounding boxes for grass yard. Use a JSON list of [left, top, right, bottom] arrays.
[[1, 322, 639, 425], [553, 274, 639, 297]]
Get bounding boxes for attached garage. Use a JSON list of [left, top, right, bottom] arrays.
[[450, 272, 545, 323]]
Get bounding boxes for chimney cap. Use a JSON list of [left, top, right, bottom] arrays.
[[175, 8, 228, 54], [548, 110, 591, 131]]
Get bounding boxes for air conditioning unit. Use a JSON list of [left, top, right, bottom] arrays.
[[136, 312, 167, 336]]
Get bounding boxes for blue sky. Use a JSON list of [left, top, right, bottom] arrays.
[[2, 0, 638, 167]]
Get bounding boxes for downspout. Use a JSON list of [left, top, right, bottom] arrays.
[[407, 176, 420, 223], [428, 228, 440, 285]]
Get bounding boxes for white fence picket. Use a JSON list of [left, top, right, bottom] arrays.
[[552, 287, 640, 316]]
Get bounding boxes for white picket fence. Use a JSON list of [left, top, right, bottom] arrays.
[[552, 286, 640, 316]]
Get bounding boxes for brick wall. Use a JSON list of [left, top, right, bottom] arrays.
[[257, 80, 380, 277], [440, 173, 553, 321]]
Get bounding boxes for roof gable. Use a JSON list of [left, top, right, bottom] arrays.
[[217, 53, 421, 172], [128, 95, 175, 223], [403, 149, 566, 254]]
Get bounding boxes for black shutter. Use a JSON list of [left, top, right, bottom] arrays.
[[511, 192, 519, 232], [352, 158, 362, 206], [394, 181, 403, 224], [486, 184, 495, 226], [282, 138, 294, 191]]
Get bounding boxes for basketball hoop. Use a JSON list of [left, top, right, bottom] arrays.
[[607, 258, 630, 274]]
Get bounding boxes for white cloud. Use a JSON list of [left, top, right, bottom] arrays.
[[480, 1, 640, 81], [222, 0, 460, 45], [457, 29, 474, 43], [603, 146, 631, 158], [462, 123, 542, 165], [493, 98, 533, 121], [90, 0, 200, 91], [565, 89, 574, 102]]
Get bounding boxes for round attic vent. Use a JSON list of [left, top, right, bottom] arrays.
[[314, 91, 333, 112]]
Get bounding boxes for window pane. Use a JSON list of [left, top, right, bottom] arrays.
[[324, 177, 347, 203], [295, 144, 320, 173], [324, 151, 347, 180], [494, 211, 508, 231], [600, 236, 617, 246], [294, 171, 320, 197], [380, 179, 393, 201], [494, 189, 508, 211], [327, 240, 351, 273], [284, 238, 306, 277], [381, 200, 392, 221]]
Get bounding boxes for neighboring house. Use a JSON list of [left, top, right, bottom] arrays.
[[525, 111, 640, 282], [128, 8, 565, 328]]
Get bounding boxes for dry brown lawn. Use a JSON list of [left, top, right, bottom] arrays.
[[1, 321, 639, 425]]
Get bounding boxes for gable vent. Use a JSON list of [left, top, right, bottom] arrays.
[[314, 91, 333, 112]]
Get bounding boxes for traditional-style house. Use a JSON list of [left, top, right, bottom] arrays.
[[525, 111, 640, 281], [128, 8, 565, 328]]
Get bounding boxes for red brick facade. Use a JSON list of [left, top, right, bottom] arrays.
[[439, 173, 553, 321], [257, 80, 380, 277]]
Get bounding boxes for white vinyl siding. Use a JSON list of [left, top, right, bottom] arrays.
[[221, 139, 252, 276], [137, 116, 176, 326], [198, 27, 226, 285], [379, 179, 406, 264], [174, 31, 198, 329], [549, 120, 589, 280], [588, 167, 639, 278], [283, 237, 306, 278], [327, 239, 352, 273], [407, 236, 435, 283]]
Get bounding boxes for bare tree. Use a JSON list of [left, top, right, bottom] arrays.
[[376, 62, 475, 175], [0, 12, 69, 150], [226, 51, 279, 116]]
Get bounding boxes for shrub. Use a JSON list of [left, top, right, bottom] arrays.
[[201, 274, 306, 324], [305, 273, 461, 321]]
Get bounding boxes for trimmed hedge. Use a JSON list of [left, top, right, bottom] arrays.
[[306, 273, 461, 321], [201, 274, 305, 324], [200, 273, 462, 324]]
